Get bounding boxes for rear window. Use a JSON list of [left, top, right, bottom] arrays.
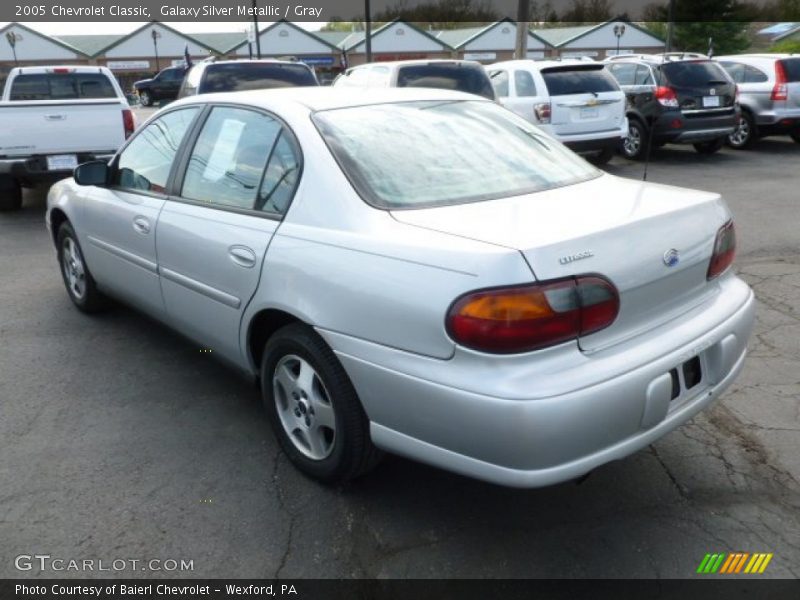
[[313, 100, 599, 209], [662, 61, 730, 87], [396, 64, 495, 100], [199, 63, 317, 93], [9, 73, 116, 100], [780, 58, 800, 83], [541, 66, 619, 96]]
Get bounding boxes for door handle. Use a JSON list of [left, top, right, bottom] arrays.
[[132, 216, 151, 234], [228, 245, 257, 268]]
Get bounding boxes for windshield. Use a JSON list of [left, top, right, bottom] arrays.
[[9, 73, 116, 100], [541, 66, 619, 96], [313, 100, 599, 209], [199, 63, 317, 93], [662, 61, 731, 87], [396, 64, 495, 99]]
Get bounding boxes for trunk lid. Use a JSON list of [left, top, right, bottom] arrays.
[[661, 60, 737, 113], [392, 174, 730, 353], [541, 64, 626, 137]]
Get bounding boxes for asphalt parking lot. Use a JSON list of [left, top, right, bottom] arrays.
[[1, 137, 799, 579]]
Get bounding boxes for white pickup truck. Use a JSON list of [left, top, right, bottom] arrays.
[[0, 66, 134, 211]]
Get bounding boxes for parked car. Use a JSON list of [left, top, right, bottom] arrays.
[[487, 60, 627, 165], [134, 66, 187, 107], [0, 66, 133, 211], [605, 56, 740, 159], [178, 59, 318, 98], [46, 88, 754, 488], [717, 54, 800, 148], [332, 59, 496, 100]]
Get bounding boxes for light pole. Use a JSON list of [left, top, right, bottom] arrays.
[[613, 23, 626, 57], [364, 0, 372, 63], [252, 0, 261, 59], [151, 29, 161, 73], [6, 31, 20, 66], [515, 0, 529, 60]]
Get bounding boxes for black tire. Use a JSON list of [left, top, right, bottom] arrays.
[[693, 137, 725, 155], [621, 118, 648, 161], [56, 222, 107, 313], [727, 111, 757, 149], [0, 176, 22, 212], [587, 146, 614, 166], [261, 323, 381, 484], [139, 90, 152, 107], [791, 130, 800, 144]]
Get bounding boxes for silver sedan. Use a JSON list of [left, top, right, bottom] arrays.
[[46, 88, 755, 487]]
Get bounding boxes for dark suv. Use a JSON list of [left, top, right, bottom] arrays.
[[605, 56, 739, 159], [133, 66, 186, 107], [178, 59, 318, 98]]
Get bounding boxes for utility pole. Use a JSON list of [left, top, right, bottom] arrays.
[[666, 0, 676, 53], [252, 0, 262, 58], [365, 0, 373, 63], [514, 0, 529, 60]]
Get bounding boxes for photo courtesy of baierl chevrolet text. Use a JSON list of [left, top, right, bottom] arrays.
[[1, 0, 799, 597]]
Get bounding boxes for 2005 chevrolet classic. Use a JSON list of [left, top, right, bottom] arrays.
[[46, 87, 754, 487]]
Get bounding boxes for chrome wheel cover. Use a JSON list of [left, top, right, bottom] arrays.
[[729, 116, 750, 147], [623, 124, 642, 157], [272, 354, 336, 460], [62, 237, 86, 300]]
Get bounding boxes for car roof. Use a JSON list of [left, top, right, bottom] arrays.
[[351, 59, 482, 70], [488, 59, 594, 70], [9, 65, 112, 75], [170, 86, 489, 113]]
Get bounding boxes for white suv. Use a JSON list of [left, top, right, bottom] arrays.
[[487, 60, 627, 164]]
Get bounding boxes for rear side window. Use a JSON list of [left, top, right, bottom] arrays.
[[397, 64, 495, 100], [10, 73, 116, 100], [199, 63, 317, 93], [489, 70, 509, 97], [780, 59, 800, 82], [608, 62, 637, 86], [662, 61, 730, 87], [514, 70, 537, 96], [541, 67, 619, 96]]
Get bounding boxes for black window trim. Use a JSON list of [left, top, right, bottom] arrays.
[[166, 101, 304, 222]]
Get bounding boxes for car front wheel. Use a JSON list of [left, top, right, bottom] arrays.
[[56, 223, 107, 312], [621, 119, 648, 160], [727, 112, 757, 149], [693, 138, 725, 155], [261, 323, 381, 484], [139, 90, 152, 106]]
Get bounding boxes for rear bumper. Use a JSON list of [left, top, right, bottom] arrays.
[[322, 274, 755, 488], [543, 122, 628, 154], [0, 153, 114, 182], [653, 109, 738, 144], [753, 107, 800, 127]]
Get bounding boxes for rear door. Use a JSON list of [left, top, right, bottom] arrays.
[[541, 64, 625, 137], [155, 105, 301, 365], [661, 60, 736, 113]]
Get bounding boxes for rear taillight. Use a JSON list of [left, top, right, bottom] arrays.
[[707, 220, 736, 280], [534, 102, 552, 124], [446, 275, 620, 354], [122, 109, 135, 139], [772, 61, 788, 101], [655, 86, 679, 107]]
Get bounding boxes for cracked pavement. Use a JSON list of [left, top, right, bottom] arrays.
[[1, 137, 798, 579]]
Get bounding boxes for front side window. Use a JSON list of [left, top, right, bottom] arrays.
[[114, 107, 199, 193], [488, 70, 509, 97], [181, 106, 282, 210], [314, 100, 599, 209]]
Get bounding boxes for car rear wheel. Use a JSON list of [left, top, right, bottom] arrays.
[[56, 223, 107, 312], [727, 111, 757, 149], [0, 176, 22, 211], [261, 323, 381, 484], [621, 119, 647, 160], [139, 90, 152, 107], [693, 138, 725, 155]]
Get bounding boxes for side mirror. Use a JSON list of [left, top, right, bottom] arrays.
[[73, 160, 109, 187]]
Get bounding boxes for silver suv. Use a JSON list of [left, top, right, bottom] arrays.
[[717, 54, 800, 148]]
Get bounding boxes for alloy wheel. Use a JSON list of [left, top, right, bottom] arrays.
[[61, 237, 86, 300], [729, 116, 751, 147], [623, 123, 642, 158], [272, 354, 336, 460]]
